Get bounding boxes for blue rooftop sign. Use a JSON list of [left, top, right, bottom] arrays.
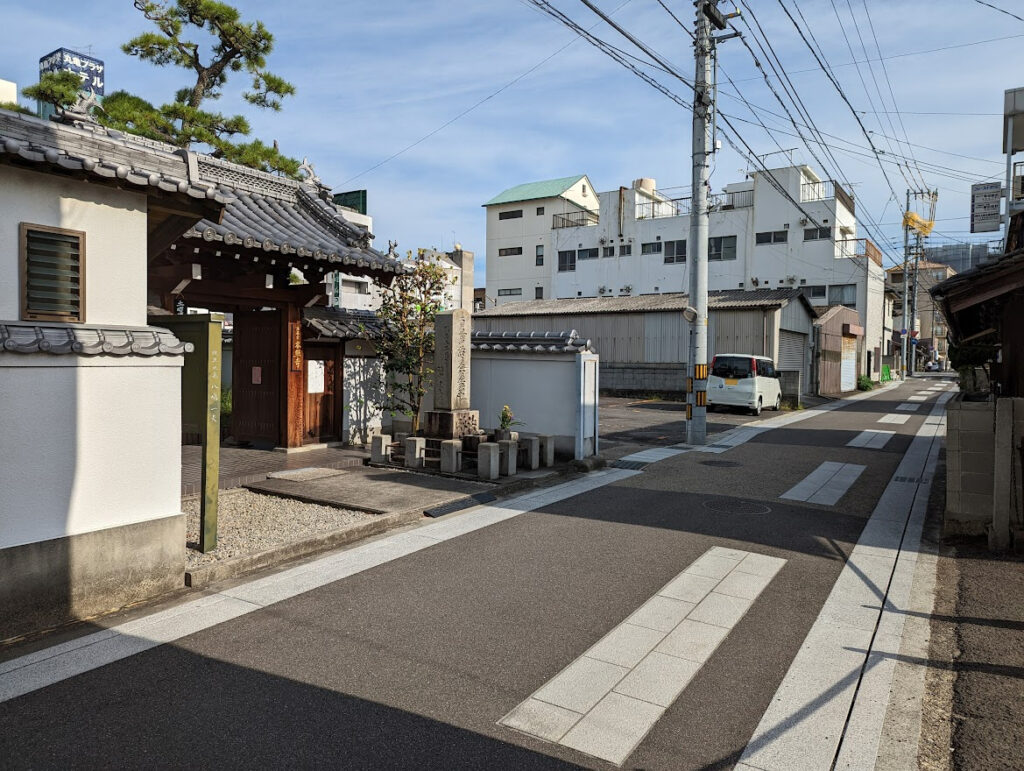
[[39, 48, 105, 96]]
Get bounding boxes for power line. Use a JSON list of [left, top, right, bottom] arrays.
[[973, 0, 1024, 24]]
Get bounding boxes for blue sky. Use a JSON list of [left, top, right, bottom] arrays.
[[3, 1, 1023, 285]]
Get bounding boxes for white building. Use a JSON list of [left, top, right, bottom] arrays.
[[484, 166, 887, 377]]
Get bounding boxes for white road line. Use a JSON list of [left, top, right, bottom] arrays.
[[738, 393, 952, 770], [895, 402, 919, 412], [500, 547, 786, 766], [0, 468, 640, 704], [618, 447, 686, 464], [878, 414, 910, 425], [907, 395, 927, 402], [780, 462, 866, 506], [846, 430, 895, 450]]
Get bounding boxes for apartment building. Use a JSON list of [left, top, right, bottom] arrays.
[[886, 259, 957, 369], [484, 165, 887, 376]]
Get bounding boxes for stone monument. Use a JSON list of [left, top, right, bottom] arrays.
[[424, 309, 479, 439]]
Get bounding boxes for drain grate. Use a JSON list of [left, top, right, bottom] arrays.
[[699, 460, 742, 468], [893, 475, 920, 484], [702, 498, 772, 515], [611, 459, 649, 470]]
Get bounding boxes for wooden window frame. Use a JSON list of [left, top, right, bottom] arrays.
[[20, 222, 86, 323]]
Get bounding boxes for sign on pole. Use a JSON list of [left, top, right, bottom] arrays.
[[970, 181, 1003, 233]]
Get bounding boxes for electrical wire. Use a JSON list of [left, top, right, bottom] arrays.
[[973, 0, 1024, 24]]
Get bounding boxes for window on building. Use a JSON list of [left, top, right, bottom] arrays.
[[497, 288, 523, 296], [603, 246, 615, 257], [828, 283, 857, 307], [558, 250, 576, 272], [755, 230, 788, 245], [664, 239, 686, 264], [498, 209, 523, 220], [620, 244, 632, 256], [535, 286, 543, 299], [21, 223, 85, 322], [802, 284, 826, 300], [498, 246, 523, 256], [535, 244, 544, 266], [708, 235, 738, 261], [803, 226, 832, 241], [577, 247, 599, 260], [536, 206, 545, 216], [641, 241, 662, 255], [932, 270, 944, 282], [341, 279, 369, 295]]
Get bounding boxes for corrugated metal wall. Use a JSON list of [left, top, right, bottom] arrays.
[[474, 308, 777, 364], [816, 307, 860, 395]]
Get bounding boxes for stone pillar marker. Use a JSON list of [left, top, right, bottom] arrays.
[[424, 309, 479, 439]]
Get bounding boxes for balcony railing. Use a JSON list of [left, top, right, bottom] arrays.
[[800, 179, 856, 215], [635, 189, 754, 220], [552, 210, 599, 229], [838, 238, 882, 266]]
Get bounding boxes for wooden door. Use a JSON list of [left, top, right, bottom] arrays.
[[303, 346, 340, 443], [232, 310, 281, 445]]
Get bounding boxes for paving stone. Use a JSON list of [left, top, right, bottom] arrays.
[[659, 572, 719, 604], [626, 596, 696, 633], [559, 691, 664, 765], [613, 651, 701, 708], [533, 656, 629, 714], [655, 618, 730, 663], [687, 592, 754, 629], [500, 698, 581, 742], [585, 623, 666, 669]]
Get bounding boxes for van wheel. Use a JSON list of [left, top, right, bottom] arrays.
[[773, 395, 781, 411], [751, 397, 762, 416]]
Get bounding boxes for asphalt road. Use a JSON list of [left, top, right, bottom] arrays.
[[0, 377, 955, 770]]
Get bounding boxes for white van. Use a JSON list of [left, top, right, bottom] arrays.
[[707, 353, 782, 416]]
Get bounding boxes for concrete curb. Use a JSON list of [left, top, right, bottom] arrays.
[[184, 508, 421, 590]]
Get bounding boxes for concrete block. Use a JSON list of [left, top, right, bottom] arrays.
[[960, 492, 993, 517], [478, 442, 499, 481], [499, 440, 517, 476], [404, 437, 425, 469], [961, 472, 994, 495], [440, 439, 461, 473], [962, 432, 995, 455], [521, 436, 541, 470], [370, 434, 392, 464], [946, 490, 961, 515], [960, 407, 995, 434], [539, 435, 556, 467], [962, 452, 993, 476], [394, 432, 409, 447]]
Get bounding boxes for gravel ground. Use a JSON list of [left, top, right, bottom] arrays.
[[184, 489, 376, 569]]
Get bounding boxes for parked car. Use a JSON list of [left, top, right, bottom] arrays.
[[924, 361, 940, 372], [707, 353, 782, 416]]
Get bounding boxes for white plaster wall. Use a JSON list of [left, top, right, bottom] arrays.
[[0, 80, 16, 105], [471, 352, 578, 442], [342, 340, 384, 445], [0, 166, 148, 327], [0, 357, 183, 550]]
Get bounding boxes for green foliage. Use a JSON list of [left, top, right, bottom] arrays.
[[499, 405, 524, 430], [62, 0, 298, 175], [22, 71, 84, 111], [0, 101, 34, 116], [856, 375, 874, 392], [220, 386, 232, 416], [374, 254, 455, 434]]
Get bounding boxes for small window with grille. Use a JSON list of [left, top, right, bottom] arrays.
[[21, 223, 85, 322]]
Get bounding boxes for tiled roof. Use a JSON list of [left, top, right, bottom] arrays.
[[303, 307, 383, 339], [474, 289, 811, 317], [0, 321, 191, 356], [484, 175, 587, 206], [0, 108, 232, 203], [471, 329, 595, 354], [184, 187, 399, 273]]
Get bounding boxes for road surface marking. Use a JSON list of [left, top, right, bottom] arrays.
[[908, 395, 927, 402], [780, 462, 866, 505], [895, 402, 919, 412], [500, 547, 785, 766], [617, 447, 686, 464], [846, 430, 895, 450], [878, 414, 910, 425], [738, 393, 952, 770], [0, 468, 640, 704]]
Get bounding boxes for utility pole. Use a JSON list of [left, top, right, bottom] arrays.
[[909, 231, 922, 375], [687, 0, 736, 445], [901, 190, 910, 380]]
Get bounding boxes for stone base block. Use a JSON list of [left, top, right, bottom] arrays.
[[539, 435, 556, 467], [521, 436, 541, 470], [478, 442, 499, 481], [371, 434, 392, 464], [404, 437, 426, 469], [0, 514, 184, 641], [424, 410, 479, 440], [498, 440, 517, 476], [440, 440, 462, 473]]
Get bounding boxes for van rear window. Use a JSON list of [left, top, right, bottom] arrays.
[[712, 356, 752, 378]]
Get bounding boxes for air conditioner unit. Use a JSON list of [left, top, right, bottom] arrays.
[[787, 275, 797, 284], [599, 237, 607, 244], [799, 218, 808, 226], [598, 285, 608, 294], [751, 277, 760, 287]]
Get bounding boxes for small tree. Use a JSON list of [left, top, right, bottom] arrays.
[[374, 253, 454, 434], [21, 71, 84, 113]]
